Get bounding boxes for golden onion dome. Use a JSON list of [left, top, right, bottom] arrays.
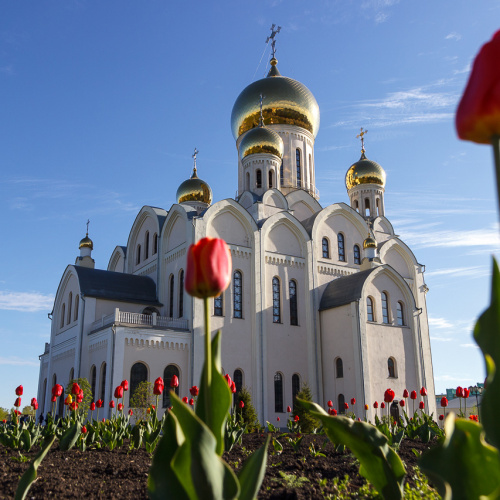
[[176, 168, 213, 205], [345, 152, 386, 190], [239, 126, 284, 159], [231, 58, 320, 140], [363, 236, 377, 250], [79, 235, 93, 250]]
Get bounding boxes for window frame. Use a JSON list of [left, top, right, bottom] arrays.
[[289, 279, 298, 326], [367, 296, 375, 322], [233, 270, 243, 319], [382, 292, 390, 324], [272, 276, 281, 323], [178, 269, 184, 318], [274, 372, 284, 412], [322, 237, 330, 259], [256, 169, 262, 188], [163, 364, 180, 408], [388, 357, 397, 378], [214, 293, 223, 316], [354, 244, 361, 265], [296, 149, 302, 188], [396, 301, 405, 326], [338, 233, 345, 262], [336, 357, 344, 378]]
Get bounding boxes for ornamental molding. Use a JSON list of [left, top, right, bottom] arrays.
[[124, 336, 189, 351], [265, 253, 305, 268], [89, 339, 108, 352], [165, 247, 187, 264], [138, 263, 157, 276], [229, 246, 252, 259], [317, 265, 355, 277], [52, 348, 75, 362]]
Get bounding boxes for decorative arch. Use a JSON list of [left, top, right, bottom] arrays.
[[107, 246, 127, 272], [163, 364, 180, 408], [335, 357, 343, 378], [130, 362, 149, 401], [262, 188, 288, 210], [379, 238, 419, 281], [99, 362, 107, 401], [90, 365, 97, 401], [261, 211, 310, 258], [388, 357, 397, 378], [274, 372, 284, 412]]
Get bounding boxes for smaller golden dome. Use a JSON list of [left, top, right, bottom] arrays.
[[79, 235, 93, 250], [363, 236, 377, 249], [239, 126, 284, 159], [345, 152, 386, 190], [176, 168, 213, 205]]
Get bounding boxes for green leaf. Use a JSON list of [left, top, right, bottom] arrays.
[[237, 436, 269, 500], [474, 257, 500, 449], [195, 331, 232, 456], [419, 414, 500, 500], [298, 399, 405, 500], [59, 421, 81, 451], [14, 435, 55, 500], [132, 424, 144, 449], [171, 392, 240, 500]]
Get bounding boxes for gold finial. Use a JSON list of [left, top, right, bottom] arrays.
[[266, 24, 281, 61], [356, 127, 368, 154], [86, 219, 90, 237], [259, 94, 265, 126], [192, 147, 199, 177]]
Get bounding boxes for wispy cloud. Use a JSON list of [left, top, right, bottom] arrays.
[[460, 343, 479, 349], [0, 291, 54, 312], [0, 356, 39, 367], [445, 32, 462, 42], [426, 266, 488, 279], [434, 374, 474, 383], [428, 316, 454, 329]]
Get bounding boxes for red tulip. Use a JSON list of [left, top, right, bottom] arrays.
[[350, 398, 356, 405], [76, 392, 84, 403], [154, 377, 165, 395], [294, 415, 299, 422], [384, 388, 395, 403], [463, 388, 470, 398], [96, 399, 103, 408], [114, 385, 124, 399], [31, 398, 38, 410], [231, 381, 237, 394], [277, 417, 280, 421], [170, 375, 179, 388], [364, 404, 369, 410], [190, 386, 199, 397], [287, 406, 291, 413], [128, 409, 133, 416], [239, 400, 245, 409], [70, 402, 78, 411], [121, 380, 129, 391], [71, 383, 81, 395], [328, 408, 337, 416], [182, 396, 189, 404], [109, 401, 115, 409], [52, 384, 63, 398], [410, 390, 417, 400], [14, 397, 21, 408], [327, 400, 333, 408], [402, 389, 409, 398], [51, 395, 57, 403], [439, 414, 444, 421], [419, 401, 425, 410], [189, 398, 194, 406], [381, 402, 386, 409], [343, 402, 349, 410], [152, 405, 156, 410], [90, 402, 96, 411], [82, 426, 88, 434], [456, 30, 500, 144], [185, 237, 232, 298], [456, 386, 464, 398], [373, 401, 379, 409], [420, 387, 427, 397], [15, 385, 23, 396], [118, 403, 124, 411], [399, 400, 405, 407], [224, 374, 232, 388], [441, 397, 448, 407]]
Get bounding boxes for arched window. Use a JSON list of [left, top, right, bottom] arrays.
[[376, 198, 380, 216], [289, 280, 298, 326], [397, 301, 405, 326], [233, 271, 242, 319], [214, 294, 223, 316], [280, 161, 284, 186], [100, 362, 107, 401], [338, 233, 345, 262], [69, 367, 74, 383], [354, 199, 359, 212], [336, 357, 343, 378], [153, 233, 158, 255], [233, 369, 243, 395], [60, 303, 65, 328], [292, 374, 300, 409], [367, 297, 374, 322], [41, 378, 47, 414], [388, 357, 396, 378], [322, 237, 329, 259], [338, 393, 346, 414], [256, 169, 262, 188], [268, 170, 273, 189], [163, 365, 180, 408], [274, 372, 284, 412], [145, 231, 150, 260], [309, 154, 312, 186], [364, 198, 370, 217], [169, 275, 174, 318], [90, 365, 96, 402], [382, 292, 390, 324], [296, 149, 302, 187], [136, 244, 141, 265], [272, 277, 281, 323], [354, 245, 361, 265], [67, 292, 72, 324], [178, 270, 184, 318], [130, 362, 148, 402], [74, 295, 79, 321], [246, 172, 250, 191]]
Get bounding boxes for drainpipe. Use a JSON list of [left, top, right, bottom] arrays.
[[415, 307, 426, 389]]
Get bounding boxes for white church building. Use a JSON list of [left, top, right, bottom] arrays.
[[36, 48, 436, 422]]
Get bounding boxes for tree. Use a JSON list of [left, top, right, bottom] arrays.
[[22, 406, 35, 416], [129, 381, 154, 421], [0, 407, 8, 421], [65, 378, 93, 416], [293, 383, 320, 433], [235, 386, 260, 432]]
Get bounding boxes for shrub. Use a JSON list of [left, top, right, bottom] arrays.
[[129, 381, 154, 421], [65, 378, 93, 415], [293, 383, 320, 433], [235, 386, 260, 432]]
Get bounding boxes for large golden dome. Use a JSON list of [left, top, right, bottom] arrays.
[[176, 168, 213, 205], [239, 126, 284, 159], [79, 235, 93, 250], [231, 58, 320, 140], [345, 152, 386, 190]]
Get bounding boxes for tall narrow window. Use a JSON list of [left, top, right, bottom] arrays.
[[289, 280, 298, 326], [274, 372, 284, 412], [367, 297, 374, 322], [163, 365, 180, 407], [214, 294, 223, 316], [365, 198, 370, 217], [354, 199, 359, 212], [296, 149, 301, 187], [272, 277, 281, 323], [246, 172, 250, 191], [292, 374, 300, 409], [74, 295, 79, 321], [354, 245, 361, 265], [69, 367, 74, 383], [178, 270, 184, 318], [256, 169, 262, 188], [90, 365, 96, 401], [336, 357, 343, 378], [268, 170, 273, 189], [153, 233, 158, 255], [338, 393, 346, 414], [382, 292, 390, 324], [169, 275, 174, 318], [280, 161, 284, 186], [67, 292, 72, 324], [338, 233, 345, 262], [130, 362, 148, 402], [145, 231, 150, 259], [136, 244, 141, 265], [388, 358, 396, 378], [233, 369, 243, 395], [41, 378, 47, 414], [100, 363, 107, 401], [309, 154, 312, 188], [376, 198, 380, 216], [322, 237, 329, 258], [397, 302, 405, 326], [60, 303, 65, 328], [233, 271, 242, 319]]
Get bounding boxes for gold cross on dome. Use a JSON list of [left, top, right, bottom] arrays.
[[356, 127, 368, 153], [86, 219, 90, 236], [192, 148, 199, 171], [266, 24, 281, 59]]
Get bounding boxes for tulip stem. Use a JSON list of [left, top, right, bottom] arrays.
[[493, 135, 500, 222], [204, 297, 212, 426]]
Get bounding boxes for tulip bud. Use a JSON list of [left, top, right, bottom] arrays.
[[128, 409, 133, 416], [463, 388, 470, 398], [224, 374, 232, 388], [114, 385, 124, 399], [441, 397, 448, 407], [231, 381, 236, 394], [14, 397, 21, 408], [189, 398, 194, 406], [82, 426, 88, 434], [51, 395, 57, 403], [189, 385, 199, 397], [439, 414, 444, 421], [65, 395, 72, 405], [182, 396, 189, 404], [328, 408, 337, 416], [327, 400, 333, 408], [121, 380, 129, 391], [96, 399, 103, 408], [277, 417, 280, 421], [239, 400, 244, 409], [185, 237, 232, 298], [118, 403, 124, 411], [146, 407, 151, 414], [410, 390, 417, 400], [420, 387, 427, 397], [343, 402, 349, 410], [294, 415, 299, 422], [15, 385, 23, 396], [170, 375, 179, 388], [52, 384, 63, 398], [31, 398, 38, 410], [456, 386, 464, 398], [90, 402, 96, 411], [70, 402, 78, 411], [350, 398, 356, 405], [287, 406, 291, 413], [364, 404, 369, 410], [381, 402, 386, 409], [76, 392, 84, 404], [109, 401, 115, 409], [71, 383, 81, 395], [384, 388, 395, 403], [403, 389, 409, 398], [373, 401, 379, 409], [399, 400, 405, 407], [419, 401, 425, 410]]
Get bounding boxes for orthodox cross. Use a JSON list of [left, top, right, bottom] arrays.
[[86, 219, 90, 236], [266, 24, 281, 59], [192, 147, 199, 174], [259, 93, 265, 126], [356, 127, 368, 153]]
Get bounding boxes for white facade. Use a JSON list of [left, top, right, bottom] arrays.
[[37, 55, 436, 422]]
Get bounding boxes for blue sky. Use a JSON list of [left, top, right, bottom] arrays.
[[0, 1, 498, 410]]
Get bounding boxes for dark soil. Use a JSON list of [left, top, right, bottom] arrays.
[[0, 434, 433, 499]]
